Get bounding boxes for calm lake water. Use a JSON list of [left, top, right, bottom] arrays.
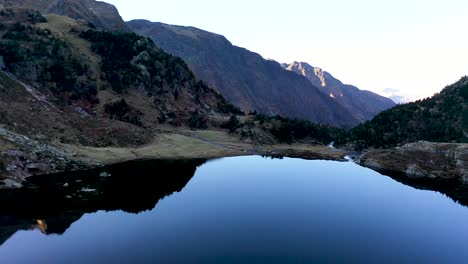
[[1, 156, 468, 263]]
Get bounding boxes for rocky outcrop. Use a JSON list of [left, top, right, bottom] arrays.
[[0, 127, 86, 188], [357, 141, 468, 182]]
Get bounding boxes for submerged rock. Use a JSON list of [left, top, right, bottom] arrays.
[[80, 187, 97, 193], [99, 172, 111, 177], [0, 179, 23, 189]]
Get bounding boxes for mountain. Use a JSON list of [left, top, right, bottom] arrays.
[[0, 8, 237, 149], [283, 62, 395, 122], [4, 1, 372, 128], [0, 0, 128, 31], [349, 77, 468, 148], [379, 88, 411, 104], [127, 20, 361, 128]]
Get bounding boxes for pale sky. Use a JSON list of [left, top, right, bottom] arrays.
[[106, 0, 468, 100]]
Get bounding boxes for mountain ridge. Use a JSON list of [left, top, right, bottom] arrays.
[[0, 0, 128, 31], [0, 0, 392, 128], [283, 61, 395, 122], [128, 19, 362, 128]]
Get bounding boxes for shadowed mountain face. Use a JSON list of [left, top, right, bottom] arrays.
[[0, 159, 206, 246], [127, 20, 361, 128], [283, 62, 395, 122], [0, 0, 128, 31], [0, 8, 238, 149]]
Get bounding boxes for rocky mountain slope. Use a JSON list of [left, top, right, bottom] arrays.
[[128, 20, 361, 128], [349, 77, 468, 148], [0, 8, 239, 181], [283, 62, 395, 122], [0, 0, 128, 31], [2, 0, 370, 128]]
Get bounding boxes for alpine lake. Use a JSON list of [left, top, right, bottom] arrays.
[[1, 156, 468, 263]]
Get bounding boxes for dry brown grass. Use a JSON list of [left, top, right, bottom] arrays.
[[58, 130, 348, 165], [40, 15, 104, 89], [59, 132, 250, 165]]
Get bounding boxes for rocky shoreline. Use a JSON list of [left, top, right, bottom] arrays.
[[357, 141, 468, 182], [0, 127, 88, 188], [1, 125, 467, 190], [0, 128, 349, 189]]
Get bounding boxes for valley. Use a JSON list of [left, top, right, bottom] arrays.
[[0, 3, 464, 187], [0, 0, 466, 262]]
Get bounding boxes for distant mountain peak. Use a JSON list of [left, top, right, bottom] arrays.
[[129, 20, 363, 128], [283, 61, 395, 122], [379, 88, 412, 104], [286, 62, 328, 87]]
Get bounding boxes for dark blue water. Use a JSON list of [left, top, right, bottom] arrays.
[[1, 156, 468, 263]]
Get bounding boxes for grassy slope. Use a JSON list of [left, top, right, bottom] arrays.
[[0, 9, 242, 148]]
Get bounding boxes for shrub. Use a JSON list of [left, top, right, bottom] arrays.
[[221, 115, 242, 133], [189, 111, 208, 130], [80, 29, 195, 93], [27, 10, 47, 24], [0, 41, 25, 64], [0, 160, 5, 172], [105, 99, 143, 126], [217, 100, 244, 115], [11, 22, 26, 31], [254, 113, 345, 145], [0, 9, 14, 18]]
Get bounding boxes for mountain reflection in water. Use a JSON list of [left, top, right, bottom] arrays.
[[0, 159, 206, 245], [2, 156, 468, 263], [376, 169, 468, 208], [2, 156, 468, 248]]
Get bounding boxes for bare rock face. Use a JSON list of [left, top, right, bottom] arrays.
[[357, 141, 468, 182]]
